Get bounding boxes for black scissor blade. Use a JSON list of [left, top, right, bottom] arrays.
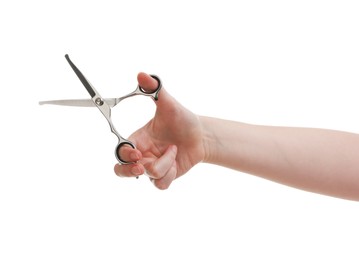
[[65, 54, 96, 98]]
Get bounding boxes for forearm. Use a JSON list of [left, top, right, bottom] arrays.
[[201, 116, 359, 201]]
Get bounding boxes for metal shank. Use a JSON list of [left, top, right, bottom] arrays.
[[115, 74, 162, 104]]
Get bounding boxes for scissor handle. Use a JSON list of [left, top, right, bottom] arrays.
[[115, 140, 137, 165], [114, 75, 162, 165], [136, 74, 162, 100]]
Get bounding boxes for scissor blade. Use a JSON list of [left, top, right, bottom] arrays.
[[65, 54, 97, 98], [39, 98, 118, 108]]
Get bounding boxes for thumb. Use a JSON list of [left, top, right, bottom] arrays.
[[137, 72, 159, 92], [137, 72, 175, 109]]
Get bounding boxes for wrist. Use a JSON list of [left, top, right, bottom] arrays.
[[199, 116, 221, 164]]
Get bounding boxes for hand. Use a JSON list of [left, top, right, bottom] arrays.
[[114, 72, 205, 189]]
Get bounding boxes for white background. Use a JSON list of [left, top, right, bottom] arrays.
[[1, 0, 359, 259]]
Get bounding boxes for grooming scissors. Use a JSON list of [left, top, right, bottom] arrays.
[[40, 54, 162, 164]]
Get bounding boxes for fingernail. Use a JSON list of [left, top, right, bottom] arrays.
[[131, 166, 141, 176], [130, 152, 140, 161], [170, 145, 177, 155]]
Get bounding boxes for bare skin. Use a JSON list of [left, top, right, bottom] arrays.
[[114, 72, 359, 201]]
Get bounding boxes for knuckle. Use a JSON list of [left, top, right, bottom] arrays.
[[146, 163, 162, 179], [154, 179, 170, 190]]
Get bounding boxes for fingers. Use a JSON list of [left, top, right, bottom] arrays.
[[114, 145, 145, 178], [114, 163, 145, 178], [118, 145, 142, 162], [114, 73, 179, 188], [145, 145, 178, 190], [151, 161, 177, 190], [113, 145, 178, 190]]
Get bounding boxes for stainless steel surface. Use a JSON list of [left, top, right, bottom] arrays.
[[39, 98, 118, 107]]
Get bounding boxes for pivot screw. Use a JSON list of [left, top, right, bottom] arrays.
[[95, 98, 104, 106]]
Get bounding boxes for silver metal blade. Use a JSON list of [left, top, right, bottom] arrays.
[[39, 98, 118, 108]]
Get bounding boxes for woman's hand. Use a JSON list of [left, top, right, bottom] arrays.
[[114, 72, 205, 189]]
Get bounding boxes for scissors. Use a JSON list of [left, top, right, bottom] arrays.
[[40, 54, 162, 164]]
